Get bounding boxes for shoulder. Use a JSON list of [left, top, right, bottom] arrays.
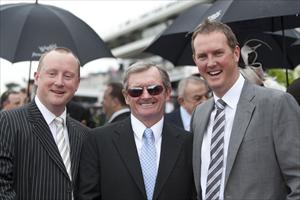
[[165, 109, 181, 121], [164, 121, 192, 139], [67, 116, 91, 135], [0, 104, 29, 124], [91, 118, 129, 137], [245, 82, 297, 105]]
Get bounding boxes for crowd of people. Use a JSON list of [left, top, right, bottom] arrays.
[[0, 20, 299, 200]]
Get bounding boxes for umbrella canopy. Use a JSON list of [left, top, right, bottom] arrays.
[[203, 0, 300, 34], [145, 0, 300, 67], [0, 3, 114, 66], [145, 3, 212, 66], [238, 29, 300, 69]]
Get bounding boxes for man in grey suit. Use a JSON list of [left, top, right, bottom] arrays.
[[0, 47, 89, 199], [78, 62, 195, 200], [191, 19, 300, 200]]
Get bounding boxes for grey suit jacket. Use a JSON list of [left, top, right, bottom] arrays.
[[191, 81, 300, 200], [0, 101, 90, 200], [78, 117, 196, 200]]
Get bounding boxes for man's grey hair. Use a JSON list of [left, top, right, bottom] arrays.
[[177, 75, 208, 97], [123, 61, 171, 90]]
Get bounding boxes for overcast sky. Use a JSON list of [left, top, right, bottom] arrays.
[[0, 0, 176, 94]]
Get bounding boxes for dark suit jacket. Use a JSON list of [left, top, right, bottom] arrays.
[[78, 117, 196, 200], [0, 101, 90, 200], [191, 80, 300, 200], [165, 108, 184, 130], [110, 111, 130, 123], [67, 101, 95, 128]]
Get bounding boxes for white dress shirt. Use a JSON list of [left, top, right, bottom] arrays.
[[180, 106, 191, 131], [35, 96, 70, 148], [131, 114, 163, 169], [201, 74, 245, 200]]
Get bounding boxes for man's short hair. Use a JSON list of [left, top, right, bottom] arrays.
[[177, 76, 208, 97], [0, 90, 19, 107], [191, 19, 239, 54], [107, 82, 127, 106], [37, 47, 81, 76], [123, 61, 171, 90]]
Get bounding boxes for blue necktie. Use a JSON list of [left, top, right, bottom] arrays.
[[205, 99, 226, 200], [140, 128, 157, 200]]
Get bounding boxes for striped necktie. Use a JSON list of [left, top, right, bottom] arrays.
[[54, 117, 72, 180], [205, 99, 226, 200], [140, 128, 157, 200]]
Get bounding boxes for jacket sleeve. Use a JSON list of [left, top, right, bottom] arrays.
[[0, 112, 16, 200], [273, 93, 300, 200]]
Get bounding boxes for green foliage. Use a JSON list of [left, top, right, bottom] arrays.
[[266, 69, 294, 87]]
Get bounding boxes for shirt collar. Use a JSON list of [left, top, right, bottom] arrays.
[[108, 107, 130, 123], [213, 73, 245, 109], [35, 96, 67, 126], [131, 114, 163, 142], [180, 106, 191, 129]]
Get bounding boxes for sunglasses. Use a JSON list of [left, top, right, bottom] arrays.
[[127, 85, 164, 97]]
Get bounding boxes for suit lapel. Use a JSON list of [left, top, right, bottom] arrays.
[[67, 117, 83, 181], [112, 118, 146, 197], [28, 101, 69, 179], [153, 122, 184, 199], [224, 81, 255, 186], [192, 99, 214, 194]]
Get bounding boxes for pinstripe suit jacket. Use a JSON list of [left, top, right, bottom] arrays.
[[0, 101, 90, 200]]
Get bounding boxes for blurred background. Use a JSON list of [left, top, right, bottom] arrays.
[[1, 0, 299, 126]]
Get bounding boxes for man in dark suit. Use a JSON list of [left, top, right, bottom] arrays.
[[191, 19, 300, 200], [67, 100, 95, 128], [0, 47, 89, 200], [101, 82, 130, 123], [165, 76, 209, 131], [78, 62, 195, 200]]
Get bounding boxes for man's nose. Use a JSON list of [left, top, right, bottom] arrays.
[[207, 56, 216, 67], [55, 74, 64, 86]]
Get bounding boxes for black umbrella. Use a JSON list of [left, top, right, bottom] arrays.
[[146, 0, 300, 65], [145, 3, 212, 66], [0, 3, 114, 65], [145, 0, 300, 85], [238, 29, 300, 70], [201, 0, 300, 34]]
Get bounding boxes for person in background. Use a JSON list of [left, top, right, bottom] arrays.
[[78, 61, 195, 200], [67, 100, 95, 128], [191, 19, 300, 200], [0, 90, 22, 111], [0, 47, 90, 200], [102, 82, 130, 123], [287, 77, 300, 106], [165, 75, 209, 131]]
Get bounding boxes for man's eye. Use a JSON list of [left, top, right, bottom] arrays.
[[197, 54, 207, 60], [48, 72, 56, 77], [215, 51, 223, 57], [64, 74, 74, 79], [193, 96, 202, 101]]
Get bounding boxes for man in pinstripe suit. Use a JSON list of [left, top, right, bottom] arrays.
[[0, 47, 89, 200]]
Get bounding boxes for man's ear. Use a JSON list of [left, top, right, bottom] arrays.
[[178, 96, 184, 105], [111, 97, 119, 107], [192, 54, 196, 64], [122, 90, 130, 105]]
